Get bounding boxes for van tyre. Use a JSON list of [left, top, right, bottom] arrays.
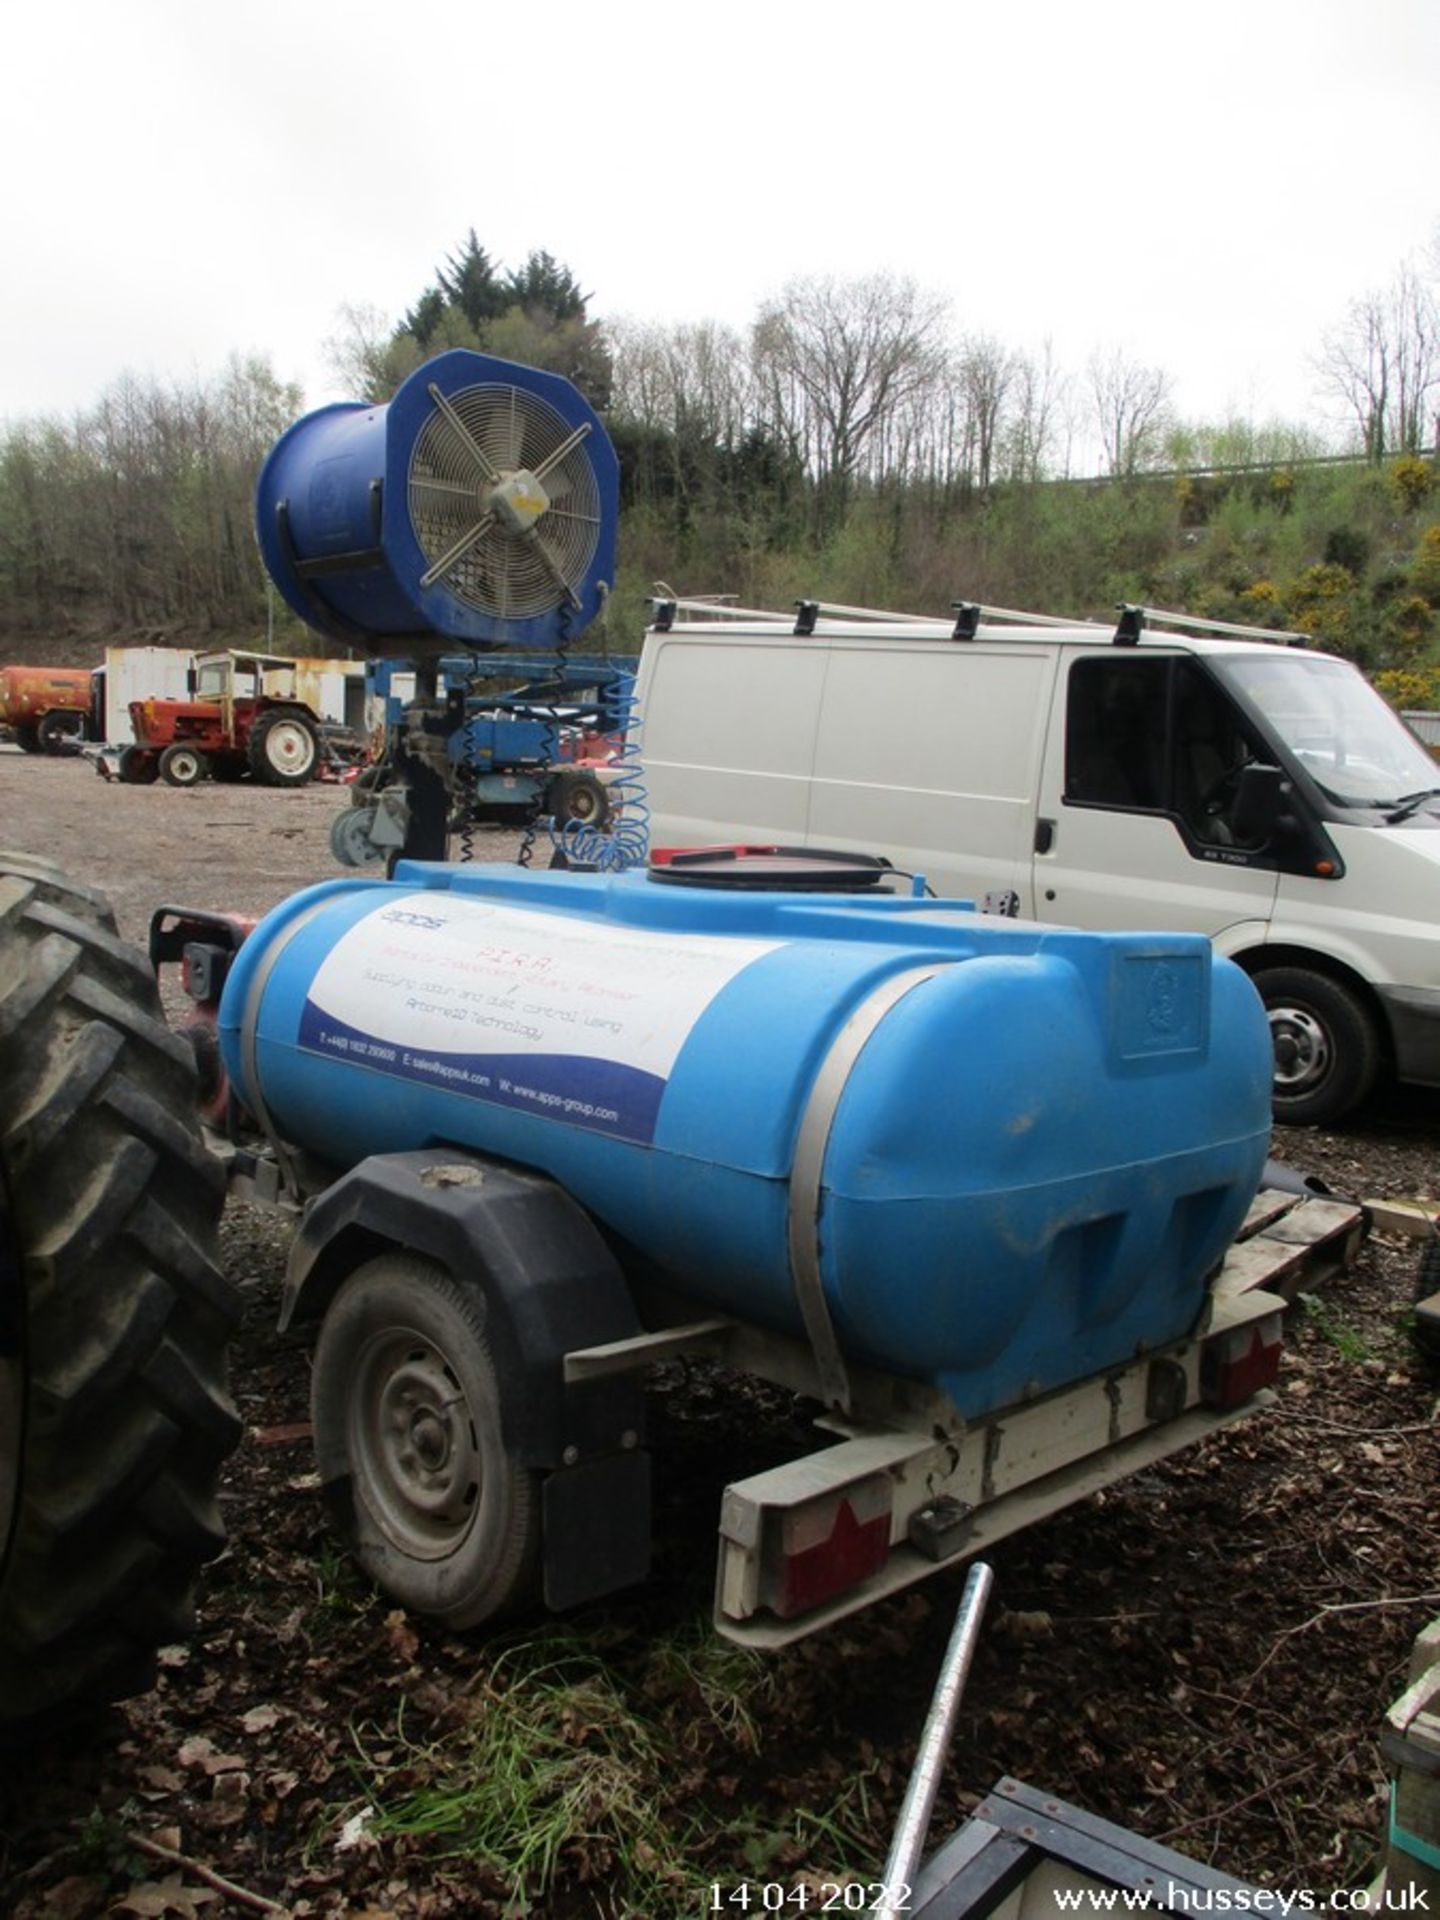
[[1254, 965, 1379, 1128], [0, 854, 240, 1731], [311, 1253, 540, 1630], [249, 712, 318, 787]]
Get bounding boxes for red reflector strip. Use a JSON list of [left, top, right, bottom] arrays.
[[760, 1485, 893, 1620], [1201, 1316, 1283, 1408]]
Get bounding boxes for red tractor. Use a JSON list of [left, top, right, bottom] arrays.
[[120, 651, 332, 787]]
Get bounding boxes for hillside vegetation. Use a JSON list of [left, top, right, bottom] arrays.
[[2, 236, 1437, 701]]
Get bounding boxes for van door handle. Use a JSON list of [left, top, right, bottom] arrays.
[[1035, 818, 1055, 854]]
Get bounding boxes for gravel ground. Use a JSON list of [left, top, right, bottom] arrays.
[[1, 742, 1438, 1916]]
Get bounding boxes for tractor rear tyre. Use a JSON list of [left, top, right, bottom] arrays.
[[248, 712, 319, 787], [0, 853, 240, 1731], [159, 744, 207, 787]]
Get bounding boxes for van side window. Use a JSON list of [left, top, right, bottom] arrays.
[[1065, 657, 1170, 811], [1066, 657, 1266, 848]]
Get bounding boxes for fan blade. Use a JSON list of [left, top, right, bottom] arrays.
[[524, 529, 583, 609], [419, 511, 497, 590], [531, 421, 592, 485], [427, 384, 502, 484], [479, 388, 524, 475]]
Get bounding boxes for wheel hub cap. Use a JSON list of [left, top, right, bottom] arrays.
[[1268, 1006, 1329, 1093], [356, 1338, 481, 1557]]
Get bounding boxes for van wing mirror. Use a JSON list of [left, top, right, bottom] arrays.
[[1230, 762, 1284, 845]]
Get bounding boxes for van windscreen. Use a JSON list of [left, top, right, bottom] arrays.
[[1215, 654, 1439, 809]]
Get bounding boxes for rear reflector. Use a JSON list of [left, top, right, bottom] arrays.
[[1201, 1312, 1283, 1409], [758, 1477, 893, 1619]]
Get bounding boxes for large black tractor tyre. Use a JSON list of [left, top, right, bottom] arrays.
[[1413, 1238, 1440, 1364], [0, 853, 241, 1731]]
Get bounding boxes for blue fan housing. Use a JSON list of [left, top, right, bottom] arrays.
[[255, 350, 619, 653]]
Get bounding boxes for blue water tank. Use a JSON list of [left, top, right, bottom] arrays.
[[218, 865, 1272, 1421], [254, 351, 619, 652]]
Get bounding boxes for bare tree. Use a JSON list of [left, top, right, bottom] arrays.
[[1317, 261, 1440, 459], [956, 335, 1016, 490], [1088, 347, 1174, 477], [323, 302, 398, 402], [752, 274, 948, 529], [1003, 340, 1069, 482]]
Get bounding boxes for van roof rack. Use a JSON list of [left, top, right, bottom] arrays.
[[645, 594, 1312, 650], [646, 595, 1110, 635], [1114, 604, 1310, 647]]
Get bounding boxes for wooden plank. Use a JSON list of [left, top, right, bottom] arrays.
[[1239, 1189, 1304, 1239], [1213, 1196, 1366, 1303], [1365, 1199, 1440, 1240]]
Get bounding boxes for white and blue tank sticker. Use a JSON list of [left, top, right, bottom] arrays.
[[295, 895, 779, 1144]]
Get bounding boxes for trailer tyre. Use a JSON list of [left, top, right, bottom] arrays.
[[0, 854, 240, 1731], [159, 744, 207, 788], [1254, 965, 1380, 1128], [312, 1253, 540, 1630], [248, 712, 318, 787], [13, 725, 40, 754], [36, 711, 87, 753]]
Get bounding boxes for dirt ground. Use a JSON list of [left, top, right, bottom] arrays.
[[1, 744, 1438, 1918]]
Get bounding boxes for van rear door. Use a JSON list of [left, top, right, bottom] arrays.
[[1034, 651, 1280, 940]]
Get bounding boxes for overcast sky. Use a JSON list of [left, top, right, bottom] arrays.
[[4, 0, 1437, 443]]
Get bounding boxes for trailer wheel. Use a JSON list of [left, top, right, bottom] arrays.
[[159, 744, 207, 787], [13, 725, 40, 754], [0, 853, 240, 1731], [1253, 965, 1380, 1128], [311, 1253, 540, 1629], [36, 711, 86, 753], [548, 769, 610, 830], [249, 712, 318, 787]]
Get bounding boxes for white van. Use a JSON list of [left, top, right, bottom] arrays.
[[635, 599, 1440, 1126]]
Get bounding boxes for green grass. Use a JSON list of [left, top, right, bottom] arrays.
[[1297, 1292, 1373, 1364], [323, 1617, 889, 1913]]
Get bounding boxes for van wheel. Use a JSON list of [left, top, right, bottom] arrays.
[[1253, 965, 1379, 1128], [311, 1253, 540, 1629]]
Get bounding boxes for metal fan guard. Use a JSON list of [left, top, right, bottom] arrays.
[[407, 382, 602, 620]]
